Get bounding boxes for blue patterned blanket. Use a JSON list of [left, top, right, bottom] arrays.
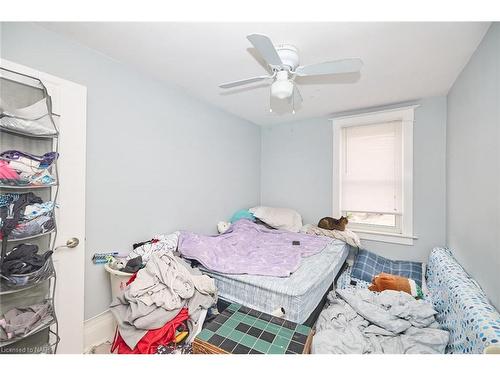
[[426, 247, 500, 353]]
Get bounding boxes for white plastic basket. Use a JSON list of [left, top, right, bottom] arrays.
[[104, 263, 133, 301]]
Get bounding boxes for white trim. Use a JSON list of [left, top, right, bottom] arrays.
[[332, 105, 417, 245], [84, 310, 116, 354], [347, 219, 402, 235], [330, 105, 420, 123], [355, 229, 417, 246]]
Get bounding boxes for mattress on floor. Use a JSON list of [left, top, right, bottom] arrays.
[[200, 239, 349, 324]]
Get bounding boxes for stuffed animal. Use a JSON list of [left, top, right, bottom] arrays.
[[317, 216, 348, 231], [368, 272, 422, 298], [217, 221, 231, 234]]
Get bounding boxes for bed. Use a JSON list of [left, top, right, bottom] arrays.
[[199, 239, 349, 324]]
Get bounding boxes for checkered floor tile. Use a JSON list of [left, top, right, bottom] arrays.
[[195, 303, 311, 354]]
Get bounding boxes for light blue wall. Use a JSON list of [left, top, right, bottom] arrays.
[[3, 21, 497, 316], [1, 22, 262, 319], [261, 97, 447, 262], [447, 23, 499, 309]]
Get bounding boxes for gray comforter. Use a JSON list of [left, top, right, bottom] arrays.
[[312, 289, 449, 354]]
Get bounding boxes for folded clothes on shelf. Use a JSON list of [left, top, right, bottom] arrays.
[[0, 301, 53, 341], [0, 150, 58, 186], [6, 215, 55, 240], [0, 161, 19, 181], [1, 243, 53, 277], [0, 192, 55, 241], [23, 201, 55, 221]]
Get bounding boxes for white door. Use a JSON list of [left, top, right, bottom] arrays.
[[1, 59, 87, 353]]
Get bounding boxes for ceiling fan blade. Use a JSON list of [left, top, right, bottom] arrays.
[[219, 75, 270, 89], [295, 58, 363, 77], [247, 34, 283, 67]]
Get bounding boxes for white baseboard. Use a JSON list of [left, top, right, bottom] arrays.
[[84, 309, 116, 353]]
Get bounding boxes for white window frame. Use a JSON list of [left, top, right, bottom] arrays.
[[331, 105, 418, 245]]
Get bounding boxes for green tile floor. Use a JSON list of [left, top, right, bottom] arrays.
[[195, 303, 311, 354]]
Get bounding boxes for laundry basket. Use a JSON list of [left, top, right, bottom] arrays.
[[104, 263, 133, 301]]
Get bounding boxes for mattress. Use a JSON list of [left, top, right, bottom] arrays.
[[200, 239, 349, 324]]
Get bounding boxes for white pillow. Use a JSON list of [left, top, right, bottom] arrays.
[[249, 206, 303, 232]]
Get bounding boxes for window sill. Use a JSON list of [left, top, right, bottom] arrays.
[[353, 229, 418, 246]]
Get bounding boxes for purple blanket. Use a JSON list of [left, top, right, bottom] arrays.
[[177, 219, 331, 277]]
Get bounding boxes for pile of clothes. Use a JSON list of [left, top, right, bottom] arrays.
[[312, 288, 449, 354], [127, 232, 180, 263], [0, 301, 53, 342], [0, 192, 55, 241], [0, 150, 58, 186], [109, 249, 217, 354], [107, 232, 181, 274]]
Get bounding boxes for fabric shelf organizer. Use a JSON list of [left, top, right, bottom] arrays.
[[0, 88, 58, 138]]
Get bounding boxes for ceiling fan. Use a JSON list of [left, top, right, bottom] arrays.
[[219, 34, 363, 114]]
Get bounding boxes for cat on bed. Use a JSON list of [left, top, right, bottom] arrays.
[[318, 216, 348, 231]]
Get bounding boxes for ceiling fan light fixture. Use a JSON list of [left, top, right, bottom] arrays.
[[271, 71, 293, 99], [219, 33, 363, 114]]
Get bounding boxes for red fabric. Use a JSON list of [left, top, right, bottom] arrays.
[[126, 272, 137, 285], [111, 308, 189, 354]]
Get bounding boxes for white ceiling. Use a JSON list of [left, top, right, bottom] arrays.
[[41, 22, 490, 126]]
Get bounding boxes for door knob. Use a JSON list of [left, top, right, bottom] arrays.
[[65, 237, 80, 248], [55, 237, 80, 251]]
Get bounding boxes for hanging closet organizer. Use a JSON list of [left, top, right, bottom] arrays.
[[0, 67, 60, 354]]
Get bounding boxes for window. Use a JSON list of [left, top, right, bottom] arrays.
[[332, 106, 416, 245]]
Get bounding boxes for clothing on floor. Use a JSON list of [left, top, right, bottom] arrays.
[[111, 291, 183, 349], [128, 251, 216, 310], [156, 342, 193, 354], [312, 289, 449, 354], [110, 250, 217, 350], [111, 308, 189, 354]]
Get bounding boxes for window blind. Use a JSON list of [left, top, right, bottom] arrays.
[[341, 121, 402, 214]]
